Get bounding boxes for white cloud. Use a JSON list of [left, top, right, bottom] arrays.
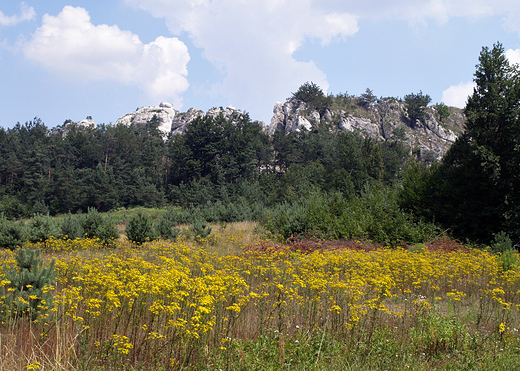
[[122, 0, 520, 121], [0, 2, 35, 26], [505, 48, 520, 66], [442, 82, 475, 108], [123, 0, 358, 121], [319, 1, 511, 25], [23, 6, 190, 106]]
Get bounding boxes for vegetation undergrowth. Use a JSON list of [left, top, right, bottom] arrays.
[[1, 223, 520, 370]]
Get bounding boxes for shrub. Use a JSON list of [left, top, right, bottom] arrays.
[[81, 208, 119, 245], [190, 217, 212, 243], [126, 212, 158, 244], [491, 231, 513, 253], [27, 213, 60, 243], [60, 212, 84, 240], [0, 214, 25, 250], [263, 187, 439, 244], [154, 208, 181, 241], [492, 232, 519, 271], [0, 247, 56, 321], [435, 102, 450, 121]]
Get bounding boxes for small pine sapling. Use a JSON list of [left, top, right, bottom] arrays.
[[190, 217, 212, 243], [126, 212, 158, 245], [1, 247, 56, 322], [155, 208, 181, 241]]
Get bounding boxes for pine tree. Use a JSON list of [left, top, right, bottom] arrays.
[[126, 212, 157, 244], [411, 43, 520, 243], [1, 247, 56, 321], [155, 208, 181, 241]]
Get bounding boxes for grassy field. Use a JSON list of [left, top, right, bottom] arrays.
[[1, 222, 520, 370]]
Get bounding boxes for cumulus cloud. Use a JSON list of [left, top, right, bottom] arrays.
[[319, 0, 511, 25], [123, 0, 358, 121], [121, 0, 520, 121], [505, 48, 520, 66], [442, 82, 475, 108], [0, 2, 35, 26], [23, 6, 190, 105]]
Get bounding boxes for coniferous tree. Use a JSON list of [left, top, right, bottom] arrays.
[[401, 43, 520, 243], [441, 43, 520, 242], [404, 91, 431, 124], [126, 212, 157, 244], [1, 247, 56, 321]]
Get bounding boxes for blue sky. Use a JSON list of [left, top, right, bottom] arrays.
[[1, 1, 520, 129]]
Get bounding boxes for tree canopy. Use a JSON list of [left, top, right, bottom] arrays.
[[400, 43, 520, 243], [291, 82, 332, 114], [404, 91, 432, 124]]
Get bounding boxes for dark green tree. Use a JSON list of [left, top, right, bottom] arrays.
[[401, 43, 520, 243], [358, 88, 377, 108], [435, 102, 450, 121], [443, 43, 520, 242], [126, 212, 157, 244], [291, 82, 332, 115], [404, 91, 432, 124]]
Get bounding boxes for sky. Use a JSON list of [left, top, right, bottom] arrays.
[[1, 1, 520, 129]]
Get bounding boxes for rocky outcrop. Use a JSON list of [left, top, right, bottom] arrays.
[[269, 101, 320, 135], [116, 102, 176, 139], [268, 98, 465, 160], [170, 107, 204, 135], [47, 117, 96, 137], [48, 97, 464, 161], [114, 103, 254, 137]]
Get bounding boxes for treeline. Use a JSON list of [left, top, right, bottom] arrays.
[[0, 112, 410, 218], [2, 43, 518, 247]]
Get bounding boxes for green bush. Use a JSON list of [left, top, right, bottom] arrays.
[[435, 102, 450, 121], [491, 231, 513, 253], [190, 217, 212, 243], [263, 187, 439, 245], [27, 213, 60, 243], [492, 232, 520, 271], [81, 208, 119, 246], [126, 212, 158, 244], [0, 214, 25, 250], [60, 212, 84, 240], [0, 247, 56, 321], [154, 208, 181, 241]]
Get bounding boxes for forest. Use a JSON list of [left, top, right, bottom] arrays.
[[1, 42, 519, 247]]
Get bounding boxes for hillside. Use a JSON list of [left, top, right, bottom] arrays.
[[51, 92, 465, 162]]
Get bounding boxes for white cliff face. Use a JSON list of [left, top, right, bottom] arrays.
[[116, 102, 176, 139], [115, 103, 258, 138], [47, 97, 463, 162], [268, 97, 465, 160], [48, 118, 96, 137], [268, 100, 320, 135], [171, 107, 205, 135]]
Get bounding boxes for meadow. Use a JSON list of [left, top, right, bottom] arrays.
[[1, 222, 520, 370]]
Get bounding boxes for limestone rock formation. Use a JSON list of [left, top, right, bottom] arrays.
[[268, 97, 465, 161], [170, 107, 204, 135], [170, 105, 252, 135], [48, 96, 464, 162], [48, 117, 96, 137], [116, 102, 176, 138]]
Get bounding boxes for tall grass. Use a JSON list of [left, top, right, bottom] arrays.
[[1, 224, 520, 370]]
